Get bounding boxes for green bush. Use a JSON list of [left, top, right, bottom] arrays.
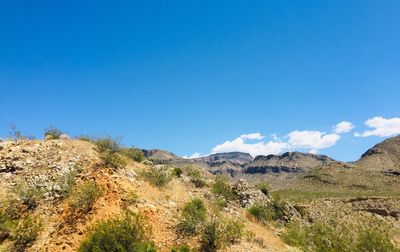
[[78, 212, 156, 252], [141, 166, 172, 187], [15, 184, 42, 210], [121, 191, 139, 209], [247, 198, 287, 224], [94, 136, 122, 153], [100, 151, 127, 169], [171, 244, 192, 252], [199, 215, 244, 252], [282, 220, 399, 252], [120, 148, 145, 162], [356, 229, 398, 252], [44, 127, 63, 139], [12, 216, 42, 251], [172, 167, 183, 178], [0, 210, 12, 242], [187, 167, 207, 188], [177, 198, 207, 235], [247, 202, 271, 224], [57, 170, 78, 198], [68, 181, 103, 214], [255, 182, 271, 196], [0, 198, 23, 220], [212, 175, 235, 200]]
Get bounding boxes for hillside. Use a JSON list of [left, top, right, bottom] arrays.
[[0, 139, 291, 252], [0, 138, 399, 251], [356, 135, 400, 171]]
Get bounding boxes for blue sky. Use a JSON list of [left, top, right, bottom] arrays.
[[1, 1, 399, 161]]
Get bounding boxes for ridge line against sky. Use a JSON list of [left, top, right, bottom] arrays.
[[184, 116, 400, 159], [1, 1, 399, 162]]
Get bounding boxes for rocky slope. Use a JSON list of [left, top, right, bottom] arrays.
[[356, 135, 400, 171], [0, 139, 291, 252], [0, 138, 399, 251]]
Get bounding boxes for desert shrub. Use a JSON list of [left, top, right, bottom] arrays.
[[15, 184, 42, 210], [282, 220, 399, 252], [255, 182, 271, 196], [172, 167, 183, 178], [281, 221, 307, 248], [212, 175, 235, 200], [247, 202, 271, 224], [57, 170, 78, 198], [68, 181, 103, 214], [141, 165, 172, 187], [210, 197, 228, 211], [171, 244, 192, 252], [0, 198, 23, 220], [199, 215, 244, 252], [12, 216, 42, 251], [78, 212, 156, 252], [121, 191, 139, 209], [223, 218, 245, 244], [177, 198, 207, 235], [142, 159, 154, 166], [356, 229, 397, 252], [76, 135, 93, 142], [94, 136, 121, 153], [183, 166, 207, 188], [100, 151, 127, 169], [247, 198, 287, 224], [0, 210, 12, 242], [120, 148, 145, 162], [44, 127, 63, 139]]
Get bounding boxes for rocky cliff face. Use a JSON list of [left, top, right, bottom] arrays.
[[244, 152, 339, 174], [356, 135, 400, 171], [195, 152, 253, 165]]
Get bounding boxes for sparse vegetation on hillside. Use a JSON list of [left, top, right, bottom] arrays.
[[100, 150, 127, 169], [282, 220, 399, 252], [120, 147, 145, 162], [15, 184, 42, 210], [199, 214, 245, 252], [184, 166, 207, 188], [141, 165, 173, 187], [12, 216, 42, 252], [121, 190, 139, 209], [176, 197, 245, 252], [94, 136, 129, 169], [212, 175, 236, 200], [171, 244, 193, 252], [247, 197, 287, 224], [57, 169, 78, 198], [79, 212, 156, 252], [68, 181, 103, 214], [255, 182, 271, 196], [177, 198, 207, 235], [44, 127, 63, 139]]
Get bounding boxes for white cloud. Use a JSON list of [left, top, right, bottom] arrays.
[[333, 121, 354, 134], [210, 126, 342, 157], [287, 130, 341, 150], [354, 116, 400, 137], [211, 133, 288, 157], [183, 152, 201, 159], [240, 133, 265, 140]]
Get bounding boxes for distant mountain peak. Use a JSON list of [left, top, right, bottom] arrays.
[[357, 135, 400, 170]]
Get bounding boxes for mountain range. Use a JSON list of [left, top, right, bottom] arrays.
[[143, 135, 400, 183]]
